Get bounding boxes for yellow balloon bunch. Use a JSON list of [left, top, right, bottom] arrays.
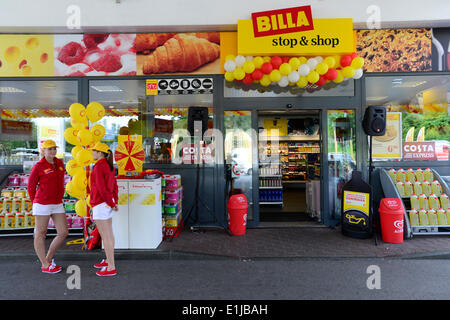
[[223, 53, 364, 89], [64, 101, 106, 216]]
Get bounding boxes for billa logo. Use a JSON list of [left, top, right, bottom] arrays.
[[251, 6, 314, 38]]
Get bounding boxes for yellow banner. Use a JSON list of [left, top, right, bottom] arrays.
[[146, 79, 158, 95], [343, 191, 370, 216], [237, 18, 355, 56]]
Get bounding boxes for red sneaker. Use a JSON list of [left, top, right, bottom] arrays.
[[94, 259, 108, 269], [96, 267, 117, 277], [41, 262, 62, 274]]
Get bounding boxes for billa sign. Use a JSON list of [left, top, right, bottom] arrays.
[[403, 142, 437, 161], [238, 5, 355, 56]]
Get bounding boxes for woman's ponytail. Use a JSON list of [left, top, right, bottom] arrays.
[[104, 150, 114, 171]]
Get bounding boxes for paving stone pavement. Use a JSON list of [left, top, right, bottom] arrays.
[[2, 226, 450, 259]]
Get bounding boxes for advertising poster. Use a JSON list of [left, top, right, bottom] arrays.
[[136, 32, 220, 76], [356, 28, 432, 72], [0, 34, 54, 76], [372, 112, 402, 159], [54, 34, 136, 76]]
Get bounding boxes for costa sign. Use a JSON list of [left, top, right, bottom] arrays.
[[403, 142, 436, 161]]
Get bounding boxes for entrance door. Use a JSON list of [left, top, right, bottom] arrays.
[[257, 110, 321, 223], [224, 110, 258, 226]]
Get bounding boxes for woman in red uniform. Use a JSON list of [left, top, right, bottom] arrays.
[[90, 142, 118, 276], [27, 139, 68, 274]]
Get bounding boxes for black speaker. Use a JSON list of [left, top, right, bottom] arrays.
[[187, 106, 209, 137], [362, 106, 386, 136]]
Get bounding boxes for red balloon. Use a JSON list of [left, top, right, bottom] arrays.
[[270, 56, 282, 69], [324, 68, 338, 81], [251, 69, 263, 80], [261, 62, 273, 74], [350, 52, 357, 59], [316, 75, 327, 86], [281, 56, 290, 63], [340, 55, 352, 67], [243, 74, 254, 85]]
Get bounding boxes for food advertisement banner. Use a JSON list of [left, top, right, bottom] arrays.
[[372, 112, 402, 159]]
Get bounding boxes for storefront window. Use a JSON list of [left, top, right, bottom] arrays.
[[327, 110, 356, 220], [89, 79, 215, 166], [0, 80, 78, 164], [365, 75, 450, 161]]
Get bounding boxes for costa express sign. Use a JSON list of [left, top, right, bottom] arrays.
[[238, 6, 355, 56]]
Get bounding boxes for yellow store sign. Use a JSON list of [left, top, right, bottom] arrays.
[[238, 18, 355, 56]]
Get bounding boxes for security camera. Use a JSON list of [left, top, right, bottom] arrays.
[[286, 104, 293, 109]]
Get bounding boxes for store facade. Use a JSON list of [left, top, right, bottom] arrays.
[[0, 4, 449, 236]]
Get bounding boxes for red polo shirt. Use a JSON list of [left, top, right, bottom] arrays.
[[27, 157, 65, 205], [89, 158, 118, 209]]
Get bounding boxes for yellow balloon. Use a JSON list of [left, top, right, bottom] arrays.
[[64, 128, 80, 146], [333, 70, 344, 83], [253, 56, 264, 69], [296, 76, 308, 88], [77, 129, 94, 146], [342, 66, 355, 78], [233, 67, 245, 80], [71, 145, 84, 159], [69, 103, 86, 123], [351, 57, 364, 69], [306, 71, 319, 84], [269, 69, 281, 82], [315, 62, 329, 75], [90, 124, 105, 142], [298, 57, 307, 65], [279, 63, 292, 76], [225, 54, 235, 61], [243, 60, 255, 74], [71, 118, 88, 130], [289, 57, 301, 70], [75, 148, 93, 167], [324, 57, 336, 68], [260, 75, 271, 87], [66, 160, 83, 176], [72, 170, 87, 191], [86, 101, 105, 123], [224, 72, 235, 82], [66, 181, 86, 200], [75, 199, 88, 217]]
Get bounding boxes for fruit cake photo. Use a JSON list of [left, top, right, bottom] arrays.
[[357, 28, 432, 72]]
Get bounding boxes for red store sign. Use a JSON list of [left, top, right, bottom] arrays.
[[402, 142, 436, 161]]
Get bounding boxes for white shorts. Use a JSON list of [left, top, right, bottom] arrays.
[[92, 202, 113, 220], [32, 203, 65, 216]]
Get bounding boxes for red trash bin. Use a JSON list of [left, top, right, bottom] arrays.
[[379, 198, 404, 243], [227, 194, 248, 236]]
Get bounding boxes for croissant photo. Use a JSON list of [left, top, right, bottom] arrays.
[[136, 32, 221, 75]]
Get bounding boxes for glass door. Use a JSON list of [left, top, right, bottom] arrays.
[[327, 110, 356, 221], [224, 111, 257, 224]]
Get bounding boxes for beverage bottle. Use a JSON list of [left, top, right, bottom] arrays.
[[418, 209, 428, 225], [431, 180, 442, 196], [446, 209, 450, 224], [396, 169, 406, 184], [419, 194, 429, 210], [0, 211, 4, 228], [413, 181, 423, 196], [12, 197, 22, 213], [415, 168, 424, 182], [410, 194, 420, 210], [15, 211, 24, 228], [440, 194, 449, 209], [406, 168, 415, 183], [404, 181, 413, 197], [437, 208, 447, 225], [428, 194, 440, 210], [388, 168, 397, 182], [422, 180, 431, 196], [427, 209, 438, 225], [424, 168, 433, 182], [409, 209, 419, 226], [5, 211, 15, 229], [396, 181, 405, 197]]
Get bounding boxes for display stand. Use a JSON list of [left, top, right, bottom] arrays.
[[380, 168, 450, 238]]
